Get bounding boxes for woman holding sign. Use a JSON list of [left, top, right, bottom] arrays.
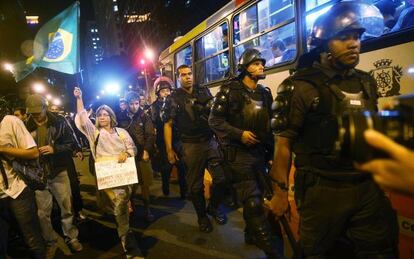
[[73, 87, 143, 258]]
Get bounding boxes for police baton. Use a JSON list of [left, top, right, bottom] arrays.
[[279, 214, 302, 259]]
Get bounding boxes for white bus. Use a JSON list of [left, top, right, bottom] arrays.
[[159, 0, 414, 256]]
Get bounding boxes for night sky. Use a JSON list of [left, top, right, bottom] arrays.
[[0, 0, 230, 104]]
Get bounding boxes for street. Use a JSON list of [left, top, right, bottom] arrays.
[[9, 153, 270, 259]]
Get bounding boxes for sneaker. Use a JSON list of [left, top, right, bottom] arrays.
[[45, 243, 58, 259], [121, 233, 144, 259], [198, 216, 213, 233], [67, 238, 83, 252]]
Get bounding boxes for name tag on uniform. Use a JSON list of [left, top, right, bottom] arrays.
[[350, 99, 362, 106]]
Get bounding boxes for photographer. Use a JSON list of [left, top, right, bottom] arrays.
[[358, 129, 414, 196], [267, 2, 398, 258]]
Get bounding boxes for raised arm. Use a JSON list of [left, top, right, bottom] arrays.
[[74, 87, 85, 114], [73, 87, 98, 153]]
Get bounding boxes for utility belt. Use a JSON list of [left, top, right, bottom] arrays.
[[296, 166, 371, 186], [294, 167, 371, 210], [295, 153, 354, 172], [180, 134, 212, 143], [222, 144, 264, 161], [221, 144, 266, 183]]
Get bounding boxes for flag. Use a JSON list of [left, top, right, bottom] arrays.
[[13, 2, 80, 82]]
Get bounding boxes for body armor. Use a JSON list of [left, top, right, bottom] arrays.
[[213, 80, 273, 144], [183, 86, 213, 122], [272, 67, 377, 170]]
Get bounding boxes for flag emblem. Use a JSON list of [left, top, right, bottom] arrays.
[[43, 29, 73, 62]]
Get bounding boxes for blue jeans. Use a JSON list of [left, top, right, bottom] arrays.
[[35, 170, 79, 244], [0, 187, 46, 258]]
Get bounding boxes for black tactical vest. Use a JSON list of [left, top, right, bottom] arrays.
[[226, 81, 273, 144], [291, 67, 377, 170]]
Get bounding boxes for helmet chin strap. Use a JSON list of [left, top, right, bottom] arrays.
[[246, 70, 266, 80]]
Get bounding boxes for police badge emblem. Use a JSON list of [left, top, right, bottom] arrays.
[[370, 59, 403, 97]]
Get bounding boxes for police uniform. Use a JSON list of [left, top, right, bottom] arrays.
[[164, 85, 226, 227], [150, 97, 187, 198], [272, 62, 398, 257], [209, 48, 284, 258], [271, 3, 398, 257]]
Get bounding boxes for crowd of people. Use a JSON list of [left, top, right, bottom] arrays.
[[2, 2, 414, 259]]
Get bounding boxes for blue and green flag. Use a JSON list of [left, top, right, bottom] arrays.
[[13, 2, 80, 82]]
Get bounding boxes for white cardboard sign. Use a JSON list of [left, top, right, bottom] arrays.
[[95, 157, 138, 190]]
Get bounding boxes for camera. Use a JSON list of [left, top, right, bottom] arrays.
[[337, 94, 414, 162]]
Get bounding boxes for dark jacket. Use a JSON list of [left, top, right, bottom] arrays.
[[118, 109, 155, 159], [26, 111, 74, 179]]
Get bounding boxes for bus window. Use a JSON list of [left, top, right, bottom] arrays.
[[306, 0, 331, 11], [175, 45, 192, 68], [262, 23, 296, 66], [195, 23, 230, 85], [233, 5, 258, 44], [175, 45, 192, 86], [258, 0, 294, 32], [233, 0, 296, 70], [372, 0, 414, 34]]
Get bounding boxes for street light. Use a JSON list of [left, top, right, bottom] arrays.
[[46, 94, 52, 100], [144, 48, 154, 60], [33, 83, 46, 93], [52, 98, 61, 106], [104, 81, 120, 94], [3, 63, 13, 73]]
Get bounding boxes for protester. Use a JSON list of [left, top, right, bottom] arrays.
[[118, 91, 156, 222], [74, 87, 143, 258], [25, 94, 83, 257], [0, 98, 46, 259]]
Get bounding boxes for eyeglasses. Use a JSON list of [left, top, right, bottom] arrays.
[[97, 114, 110, 118]]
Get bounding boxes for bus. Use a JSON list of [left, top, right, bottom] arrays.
[[158, 0, 414, 257]]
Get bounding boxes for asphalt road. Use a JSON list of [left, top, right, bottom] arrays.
[[8, 153, 271, 259]]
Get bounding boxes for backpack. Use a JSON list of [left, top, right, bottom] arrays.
[[1, 156, 46, 190]]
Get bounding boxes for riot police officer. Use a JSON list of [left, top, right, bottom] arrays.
[[164, 65, 226, 233], [209, 48, 284, 258], [267, 2, 398, 258], [149, 77, 187, 198]]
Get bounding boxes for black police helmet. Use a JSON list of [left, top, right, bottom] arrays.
[[153, 76, 174, 95], [310, 1, 384, 47], [155, 81, 173, 94], [237, 48, 266, 73]]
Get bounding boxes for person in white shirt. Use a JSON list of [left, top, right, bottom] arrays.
[[0, 98, 46, 258], [74, 87, 143, 258]]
